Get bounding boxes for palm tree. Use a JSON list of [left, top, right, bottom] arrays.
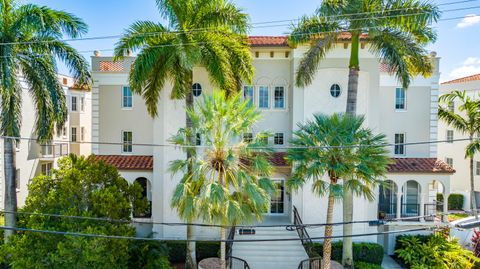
[[439, 91, 480, 219], [170, 91, 274, 269], [288, 1, 439, 266], [287, 113, 390, 269], [114, 1, 253, 267], [0, 0, 90, 241]]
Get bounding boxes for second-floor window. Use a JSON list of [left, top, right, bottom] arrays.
[[122, 131, 133, 153], [81, 127, 85, 141], [446, 157, 453, 168], [123, 86, 133, 108], [243, 133, 253, 143], [15, 169, 20, 189], [71, 96, 78, 111], [41, 162, 53, 176], [274, 87, 285, 109], [476, 161, 480, 176], [81, 97, 85, 112], [274, 133, 284, 145], [71, 127, 77, 142], [395, 88, 406, 110], [394, 133, 405, 155], [446, 130, 454, 143], [243, 86, 254, 107], [258, 86, 269, 109]]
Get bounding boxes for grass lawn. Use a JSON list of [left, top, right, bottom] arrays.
[[448, 213, 469, 222]]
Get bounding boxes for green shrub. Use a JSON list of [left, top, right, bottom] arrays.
[[128, 240, 171, 269], [355, 261, 383, 269], [437, 193, 464, 210], [165, 241, 220, 263], [310, 241, 384, 265]]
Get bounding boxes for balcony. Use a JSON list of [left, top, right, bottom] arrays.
[[40, 143, 69, 158]]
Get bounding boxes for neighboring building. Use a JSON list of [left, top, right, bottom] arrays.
[[438, 73, 480, 210], [0, 74, 91, 208], [91, 35, 452, 262]]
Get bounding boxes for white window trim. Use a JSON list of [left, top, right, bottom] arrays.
[[445, 157, 453, 168], [257, 85, 270, 110], [71, 95, 79, 112], [15, 169, 20, 191], [476, 161, 480, 176], [394, 87, 407, 112], [71, 126, 78, 143], [329, 83, 342, 98], [80, 96, 85, 113], [122, 86, 134, 110], [273, 86, 287, 110], [274, 132, 285, 146], [80, 127, 85, 142], [121, 130, 133, 154], [243, 85, 255, 106], [446, 130, 454, 143], [394, 133, 406, 156]]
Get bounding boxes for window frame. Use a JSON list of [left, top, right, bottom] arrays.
[[395, 87, 407, 111], [71, 96, 78, 112], [446, 157, 453, 168], [122, 86, 133, 109], [192, 83, 202, 97], [81, 127, 85, 142], [71, 127, 78, 143], [258, 85, 270, 109], [446, 130, 454, 143], [41, 162, 53, 176], [274, 132, 285, 145], [476, 161, 480, 176], [394, 133, 406, 156], [243, 85, 255, 107], [273, 86, 286, 109], [80, 96, 85, 112], [122, 131, 133, 153], [330, 84, 341, 98], [15, 169, 20, 191]]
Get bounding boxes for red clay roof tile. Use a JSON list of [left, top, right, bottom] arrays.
[[248, 36, 289, 47], [387, 158, 455, 174], [95, 155, 153, 170], [441, 73, 480, 85]]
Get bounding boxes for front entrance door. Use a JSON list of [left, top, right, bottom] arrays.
[[270, 180, 285, 214]]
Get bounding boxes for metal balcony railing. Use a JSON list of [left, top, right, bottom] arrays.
[[40, 143, 69, 158]]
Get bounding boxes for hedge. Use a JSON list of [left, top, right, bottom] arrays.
[[309, 241, 384, 265], [165, 241, 220, 263], [437, 193, 464, 210], [355, 261, 383, 269]]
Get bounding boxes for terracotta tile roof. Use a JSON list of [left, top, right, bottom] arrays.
[[441, 73, 480, 85], [387, 158, 455, 174], [99, 61, 125, 72], [268, 152, 288, 166], [248, 36, 289, 47], [336, 32, 369, 41], [95, 155, 153, 170]]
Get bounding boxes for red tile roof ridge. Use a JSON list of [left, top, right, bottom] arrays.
[[441, 73, 480, 85]]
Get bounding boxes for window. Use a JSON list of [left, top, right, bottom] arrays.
[[80, 97, 85, 112], [395, 88, 406, 110], [71, 127, 77, 142], [330, 84, 341, 98], [41, 163, 53, 176], [448, 101, 454, 112], [258, 86, 269, 109], [196, 133, 201, 146], [71, 96, 77, 111], [446, 130, 454, 143], [122, 86, 133, 108], [243, 133, 253, 143], [274, 87, 285, 109], [446, 158, 453, 168], [81, 127, 85, 141], [243, 86, 254, 107], [62, 126, 67, 138], [476, 161, 480, 176], [192, 83, 202, 97], [394, 133, 405, 155], [15, 169, 20, 190], [122, 131, 133, 153], [274, 133, 284, 145]]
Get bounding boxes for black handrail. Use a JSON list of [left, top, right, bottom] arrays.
[[292, 206, 315, 257], [227, 256, 250, 269], [298, 257, 322, 269]]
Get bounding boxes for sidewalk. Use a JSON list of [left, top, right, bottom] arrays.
[[381, 255, 403, 269]]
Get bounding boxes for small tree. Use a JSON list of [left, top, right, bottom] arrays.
[[170, 91, 274, 269], [3, 155, 169, 269], [287, 114, 390, 269]]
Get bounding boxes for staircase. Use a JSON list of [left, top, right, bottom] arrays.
[[231, 226, 309, 269]]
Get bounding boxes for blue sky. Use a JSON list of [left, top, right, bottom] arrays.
[[26, 0, 480, 82]]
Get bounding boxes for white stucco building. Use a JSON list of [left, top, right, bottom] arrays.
[[0, 74, 92, 208], [438, 74, 480, 210], [90, 36, 453, 263]]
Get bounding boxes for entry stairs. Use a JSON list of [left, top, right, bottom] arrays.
[[231, 226, 309, 269]]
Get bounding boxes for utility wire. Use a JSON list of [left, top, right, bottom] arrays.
[[1, 135, 476, 150]]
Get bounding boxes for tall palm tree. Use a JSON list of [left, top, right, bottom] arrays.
[[288, 1, 439, 267], [439, 91, 480, 219], [170, 91, 274, 269], [0, 0, 90, 241], [114, 1, 253, 267], [287, 113, 390, 269]]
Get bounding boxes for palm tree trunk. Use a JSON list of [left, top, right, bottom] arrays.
[[323, 193, 335, 269], [343, 33, 360, 269], [185, 86, 197, 269], [220, 227, 226, 269], [4, 138, 17, 241]]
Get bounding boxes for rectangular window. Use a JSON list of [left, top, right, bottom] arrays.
[[274, 133, 284, 145], [446, 158, 453, 168], [243, 133, 253, 143], [81, 97, 85, 112], [71, 127, 77, 142], [243, 86, 254, 107], [62, 126, 67, 138], [71, 96, 77, 111], [81, 127, 85, 141], [41, 163, 53, 176], [394, 133, 405, 155], [196, 133, 201, 146], [258, 86, 269, 109], [15, 169, 20, 189], [446, 130, 454, 143], [274, 87, 285, 109], [476, 161, 480, 176], [122, 86, 133, 108], [395, 88, 406, 110], [122, 131, 133, 153]]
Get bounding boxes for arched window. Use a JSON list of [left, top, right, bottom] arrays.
[[192, 83, 202, 97], [133, 177, 152, 218]]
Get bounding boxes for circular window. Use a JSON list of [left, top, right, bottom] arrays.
[[192, 83, 202, 97], [330, 84, 341, 98]]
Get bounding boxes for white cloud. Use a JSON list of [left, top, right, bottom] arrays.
[[446, 57, 480, 81], [457, 14, 480, 28]]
